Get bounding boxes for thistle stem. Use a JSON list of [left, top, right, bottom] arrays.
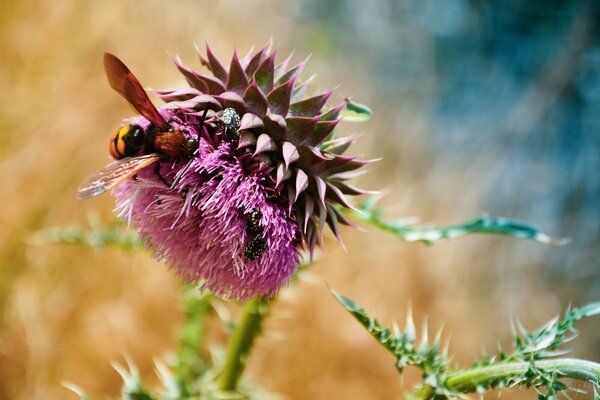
[[217, 298, 270, 392], [445, 358, 600, 393]]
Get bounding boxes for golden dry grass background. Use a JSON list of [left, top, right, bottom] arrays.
[[0, 1, 596, 399]]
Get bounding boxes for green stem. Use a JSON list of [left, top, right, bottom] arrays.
[[217, 298, 270, 392], [175, 291, 212, 393], [445, 358, 600, 393]]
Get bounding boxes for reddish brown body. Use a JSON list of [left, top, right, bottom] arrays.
[[150, 128, 188, 158], [77, 53, 198, 200]]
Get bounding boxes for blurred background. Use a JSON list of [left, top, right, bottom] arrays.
[[0, 0, 598, 398]]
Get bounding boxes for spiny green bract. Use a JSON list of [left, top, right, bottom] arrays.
[[333, 291, 600, 400]]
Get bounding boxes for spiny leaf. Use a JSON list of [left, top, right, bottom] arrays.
[[32, 221, 144, 251], [347, 197, 568, 245], [332, 291, 448, 378], [112, 361, 158, 400], [62, 382, 92, 400]]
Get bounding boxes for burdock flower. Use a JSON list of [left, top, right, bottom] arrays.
[[108, 43, 370, 300]]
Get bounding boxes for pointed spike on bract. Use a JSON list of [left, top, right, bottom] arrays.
[[510, 316, 518, 338], [286, 116, 321, 144], [392, 321, 401, 337], [110, 361, 129, 381], [263, 112, 287, 141], [171, 55, 208, 92], [237, 131, 256, 149], [291, 73, 316, 102], [245, 41, 271, 76], [309, 119, 341, 147], [326, 182, 359, 211], [287, 184, 295, 215], [303, 196, 314, 231], [405, 303, 416, 342], [306, 222, 318, 257], [194, 42, 210, 69], [204, 42, 228, 81], [442, 336, 451, 357], [282, 141, 300, 168], [330, 180, 375, 196], [329, 169, 369, 181], [254, 52, 276, 94], [62, 382, 91, 400], [267, 77, 296, 116], [323, 136, 356, 155], [243, 80, 269, 118], [419, 317, 429, 351], [276, 162, 291, 187], [290, 91, 333, 117], [433, 326, 443, 352], [227, 50, 250, 95], [326, 204, 346, 250], [215, 91, 244, 110], [321, 102, 346, 122], [241, 45, 256, 65], [276, 55, 310, 85], [332, 206, 357, 229], [254, 133, 277, 155], [274, 51, 294, 82], [314, 176, 327, 208], [516, 319, 527, 337], [294, 169, 309, 202], [239, 113, 264, 131]]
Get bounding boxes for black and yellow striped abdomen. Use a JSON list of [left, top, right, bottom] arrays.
[[109, 124, 145, 159]]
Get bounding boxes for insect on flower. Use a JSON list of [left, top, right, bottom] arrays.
[[77, 53, 206, 199], [75, 43, 372, 300]]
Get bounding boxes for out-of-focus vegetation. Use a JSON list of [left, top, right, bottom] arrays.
[[0, 0, 598, 399]]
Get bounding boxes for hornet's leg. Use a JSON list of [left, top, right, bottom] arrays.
[[169, 105, 210, 191], [155, 162, 170, 188]]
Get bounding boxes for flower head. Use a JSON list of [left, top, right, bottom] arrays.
[[112, 43, 370, 300]]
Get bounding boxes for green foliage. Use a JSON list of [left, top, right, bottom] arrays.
[[341, 98, 372, 122], [113, 361, 158, 400], [349, 197, 568, 245], [35, 221, 144, 251], [172, 290, 213, 397], [332, 291, 453, 398], [508, 302, 600, 362], [333, 291, 600, 399]]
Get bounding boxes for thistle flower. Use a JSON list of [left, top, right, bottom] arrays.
[[113, 43, 370, 300]]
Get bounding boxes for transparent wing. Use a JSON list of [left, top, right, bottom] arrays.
[[104, 53, 169, 130], [76, 154, 161, 199]]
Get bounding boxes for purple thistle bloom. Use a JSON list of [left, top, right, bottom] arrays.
[[103, 43, 371, 300]]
